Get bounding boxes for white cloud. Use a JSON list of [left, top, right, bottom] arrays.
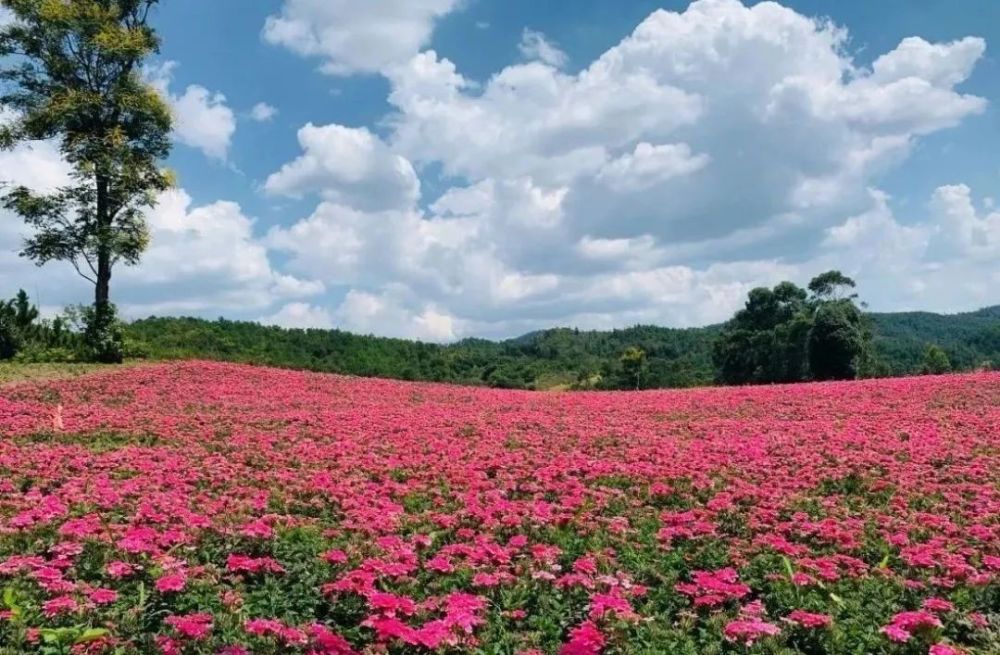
[[0, 134, 319, 319], [929, 184, 1000, 259], [250, 102, 279, 122], [334, 290, 458, 341], [596, 142, 710, 192], [0, 140, 84, 307], [518, 29, 568, 68], [4, 0, 996, 339], [115, 189, 322, 316], [147, 62, 237, 161], [262, 0, 462, 75], [265, 123, 420, 211], [259, 302, 333, 329], [260, 0, 989, 337]]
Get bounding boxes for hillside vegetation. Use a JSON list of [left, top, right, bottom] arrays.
[[123, 305, 1000, 390]]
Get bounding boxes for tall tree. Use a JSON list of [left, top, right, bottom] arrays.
[[0, 0, 172, 361], [808, 300, 865, 381], [713, 281, 811, 384], [808, 270, 857, 301]]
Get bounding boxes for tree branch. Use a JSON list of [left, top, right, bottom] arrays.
[[69, 257, 97, 285]]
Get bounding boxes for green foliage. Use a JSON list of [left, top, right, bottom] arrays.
[[0, 290, 87, 363], [124, 317, 719, 390], [81, 302, 125, 363], [119, 302, 1000, 390], [714, 271, 873, 384], [1, 0, 172, 354], [872, 307, 1000, 375], [713, 280, 814, 384], [807, 270, 857, 300], [921, 344, 952, 375], [619, 346, 648, 390], [0, 309, 20, 360], [808, 300, 866, 381]]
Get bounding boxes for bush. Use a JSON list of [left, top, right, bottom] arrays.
[[11, 343, 79, 364], [0, 311, 22, 360], [921, 344, 952, 375], [82, 303, 126, 364]]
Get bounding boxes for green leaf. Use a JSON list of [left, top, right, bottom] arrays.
[[76, 628, 110, 643], [781, 555, 795, 579], [2, 586, 21, 620]]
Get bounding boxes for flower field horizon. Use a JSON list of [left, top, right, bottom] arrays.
[[0, 361, 998, 654]]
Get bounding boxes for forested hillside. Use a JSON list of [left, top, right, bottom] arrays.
[[870, 306, 1000, 374], [124, 306, 999, 389]]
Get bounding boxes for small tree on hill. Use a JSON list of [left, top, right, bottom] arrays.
[[921, 344, 951, 375], [1, 0, 173, 362], [0, 289, 39, 359], [620, 346, 647, 390]]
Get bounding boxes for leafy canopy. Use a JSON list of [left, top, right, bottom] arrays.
[[713, 270, 872, 384], [0, 0, 172, 289]]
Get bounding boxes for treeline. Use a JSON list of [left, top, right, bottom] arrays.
[[122, 317, 719, 390], [2, 282, 997, 390]]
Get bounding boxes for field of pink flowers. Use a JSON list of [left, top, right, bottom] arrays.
[[0, 361, 998, 654]]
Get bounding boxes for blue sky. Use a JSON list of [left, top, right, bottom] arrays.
[[2, 0, 998, 339]]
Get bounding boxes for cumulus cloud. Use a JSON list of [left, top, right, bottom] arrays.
[[259, 302, 333, 329], [264, 0, 990, 338], [4, 0, 994, 339], [114, 189, 322, 316], [929, 184, 1000, 259], [265, 123, 420, 211], [262, 0, 462, 75], [250, 102, 279, 122], [0, 133, 319, 319], [147, 62, 237, 161], [333, 290, 459, 341], [518, 29, 568, 68]]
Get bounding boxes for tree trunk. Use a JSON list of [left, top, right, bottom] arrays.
[[95, 173, 112, 310]]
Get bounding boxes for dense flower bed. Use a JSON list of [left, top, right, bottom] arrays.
[[0, 361, 998, 654]]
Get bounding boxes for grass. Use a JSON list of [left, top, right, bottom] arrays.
[[0, 361, 123, 386]]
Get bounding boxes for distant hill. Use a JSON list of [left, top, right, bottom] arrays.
[[870, 305, 1000, 375], [125, 306, 999, 390]]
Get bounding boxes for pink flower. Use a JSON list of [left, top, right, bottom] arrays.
[[322, 549, 348, 564], [165, 613, 213, 640], [929, 645, 962, 655], [588, 593, 638, 621], [425, 555, 455, 573], [723, 619, 781, 645], [89, 588, 119, 604], [921, 598, 954, 613], [42, 595, 78, 617], [786, 610, 833, 628], [241, 519, 274, 539], [559, 621, 605, 655], [218, 648, 250, 655], [106, 560, 135, 578], [309, 623, 357, 654], [226, 554, 284, 575], [882, 624, 912, 643], [155, 573, 187, 593]]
